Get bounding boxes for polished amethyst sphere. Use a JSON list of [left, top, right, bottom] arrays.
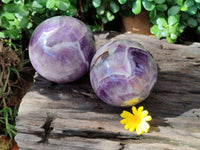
[[29, 16, 95, 83], [90, 40, 158, 107]]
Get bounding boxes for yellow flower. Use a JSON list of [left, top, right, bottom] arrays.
[[120, 106, 152, 135]]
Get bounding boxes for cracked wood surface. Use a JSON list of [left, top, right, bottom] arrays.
[[15, 32, 200, 150]]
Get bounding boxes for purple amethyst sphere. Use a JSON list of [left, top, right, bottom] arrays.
[[29, 16, 95, 83], [90, 40, 158, 107]]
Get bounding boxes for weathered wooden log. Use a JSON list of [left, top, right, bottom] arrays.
[[15, 32, 200, 150]]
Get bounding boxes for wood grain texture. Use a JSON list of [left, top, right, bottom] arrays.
[[15, 32, 200, 150]]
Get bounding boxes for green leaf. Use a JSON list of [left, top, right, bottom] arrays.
[[186, 5, 197, 15], [19, 17, 30, 28], [184, 0, 194, 7], [0, 17, 10, 28], [187, 17, 198, 28], [170, 33, 178, 40], [154, 0, 166, 4], [30, 6, 46, 14], [132, 0, 142, 15], [0, 118, 5, 124], [197, 3, 200, 9], [157, 18, 168, 26], [156, 4, 168, 12], [195, 0, 200, 2], [3, 4, 19, 13], [161, 29, 170, 37], [167, 37, 176, 43], [4, 4, 29, 18], [169, 26, 177, 34], [142, 0, 155, 11], [10, 67, 20, 77], [0, 32, 6, 38], [92, 0, 101, 8], [168, 15, 179, 26], [46, 0, 56, 9], [88, 25, 101, 32], [181, 13, 189, 20], [168, 6, 180, 16], [106, 11, 115, 21], [97, 6, 105, 15], [101, 16, 108, 24], [156, 30, 164, 39], [181, 6, 188, 11], [10, 19, 20, 28], [2, 12, 15, 20], [56, 1, 70, 11], [178, 24, 186, 33], [109, 1, 120, 13], [2, 0, 12, 4], [175, 0, 183, 6], [158, 24, 165, 30], [118, 0, 127, 4], [4, 29, 22, 40], [66, 5, 77, 16], [150, 25, 159, 34], [16, 5, 29, 17], [149, 8, 156, 19], [31, 1, 43, 8], [37, 0, 47, 5], [196, 26, 200, 35], [32, 15, 44, 25]]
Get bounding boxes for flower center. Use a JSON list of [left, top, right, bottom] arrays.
[[132, 115, 141, 124]]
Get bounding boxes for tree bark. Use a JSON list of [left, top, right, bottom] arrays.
[[15, 32, 200, 150]]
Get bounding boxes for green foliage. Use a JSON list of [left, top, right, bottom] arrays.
[[92, 0, 101, 8], [0, 104, 18, 142], [91, 0, 199, 43], [148, 0, 200, 43], [0, 0, 78, 40], [0, 66, 17, 142], [118, 0, 127, 4], [132, 0, 142, 15], [1, 0, 199, 43]]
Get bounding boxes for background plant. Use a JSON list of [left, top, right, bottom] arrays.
[[0, 40, 22, 143], [0, 0, 78, 41], [149, 0, 200, 43], [91, 0, 200, 43], [1, 0, 199, 43]]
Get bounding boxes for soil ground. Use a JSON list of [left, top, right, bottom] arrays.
[[0, 136, 18, 150]]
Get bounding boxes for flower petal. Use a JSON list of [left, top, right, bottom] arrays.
[[138, 106, 144, 115], [144, 115, 152, 121], [124, 123, 131, 130], [140, 121, 150, 133], [141, 110, 148, 118], [120, 111, 134, 118], [120, 119, 127, 124], [136, 125, 144, 135], [132, 106, 138, 115], [129, 124, 136, 132], [120, 118, 132, 124]]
